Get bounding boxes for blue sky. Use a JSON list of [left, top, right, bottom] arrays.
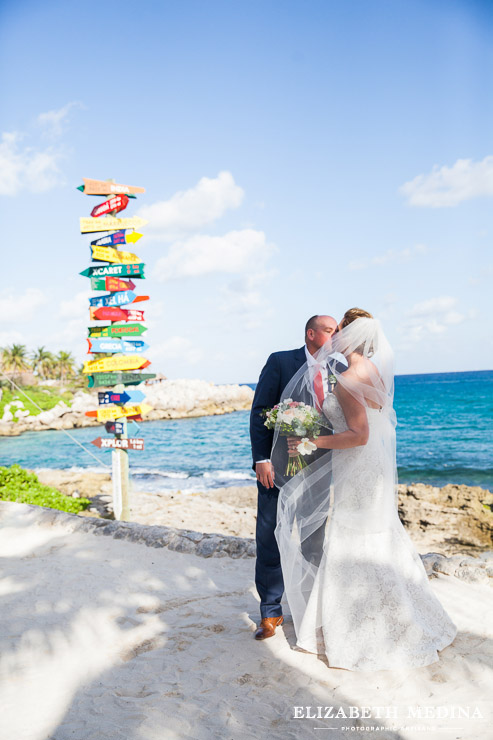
[[1, 0, 491, 383]]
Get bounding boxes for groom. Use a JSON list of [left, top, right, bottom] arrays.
[[250, 315, 341, 640]]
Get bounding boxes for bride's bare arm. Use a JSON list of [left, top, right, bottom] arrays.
[[314, 384, 369, 450]]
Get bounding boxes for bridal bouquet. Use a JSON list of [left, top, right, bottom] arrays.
[[262, 400, 324, 476]]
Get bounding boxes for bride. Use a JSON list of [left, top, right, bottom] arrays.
[[271, 307, 457, 672]]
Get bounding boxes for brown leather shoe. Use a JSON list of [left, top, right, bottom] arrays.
[[254, 616, 284, 640]]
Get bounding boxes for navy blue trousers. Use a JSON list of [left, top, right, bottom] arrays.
[[255, 481, 327, 619]]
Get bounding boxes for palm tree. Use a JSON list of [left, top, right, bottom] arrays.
[[31, 346, 55, 380], [55, 351, 76, 388], [1, 344, 31, 387]]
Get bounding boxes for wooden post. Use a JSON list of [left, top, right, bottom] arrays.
[[112, 408, 130, 520]]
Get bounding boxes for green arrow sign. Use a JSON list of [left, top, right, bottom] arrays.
[[87, 372, 156, 388], [88, 323, 147, 338], [80, 263, 145, 279]]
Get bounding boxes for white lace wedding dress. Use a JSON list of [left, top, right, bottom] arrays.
[[294, 393, 458, 671]]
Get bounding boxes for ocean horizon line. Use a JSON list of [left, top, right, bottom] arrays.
[[236, 368, 493, 387]]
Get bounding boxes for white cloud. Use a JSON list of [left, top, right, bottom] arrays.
[[0, 288, 48, 321], [149, 337, 203, 366], [0, 330, 25, 347], [218, 272, 274, 330], [153, 229, 275, 281], [0, 132, 63, 196], [137, 171, 244, 240], [37, 101, 83, 137], [399, 155, 493, 207], [348, 243, 427, 271], [400, 296, 467, 344], [57, 290, 92, 345]]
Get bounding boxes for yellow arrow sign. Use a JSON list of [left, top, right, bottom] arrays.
[[95, 403, 153, 422], [80, 216, 148, 233], [83, 178, 146, 195], [82, 355, 149, 373], [91, 245, 140, 264]]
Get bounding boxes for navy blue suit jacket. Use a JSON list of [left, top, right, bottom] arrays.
[[250, 346, 308, 467]]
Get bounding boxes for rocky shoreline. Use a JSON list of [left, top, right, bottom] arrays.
[[35, 469, 493, 559], [0, 379, 254, 436]]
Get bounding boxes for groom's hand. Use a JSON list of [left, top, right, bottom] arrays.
[[256, 461, 275, 489]]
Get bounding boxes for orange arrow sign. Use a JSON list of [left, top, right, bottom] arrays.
[[82, 178, 146, 195]]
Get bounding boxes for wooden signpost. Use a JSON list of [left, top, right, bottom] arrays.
[[80, 263, 145, 278], [81, 178, 146, 195], [83, 354, 151, 373], [87, 371, 156, 387], [88, 323, 147, 338], [91, 245, 141, 264], [98, 390, 146, 405], [87, 338, 149, 354], [79, 177, 150, 522], [105, 421, 125, 435], [90, 306, 145, 322], [91, 194, 129, 218], [85, 403, 153, 422], [91, 230, 142, 247], [89, 290, 148, 308], [91, 437, 145, 451], [90, 277, 136, 292], [80, 216, 148, 233]]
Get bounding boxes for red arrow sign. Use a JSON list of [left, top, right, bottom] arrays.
[[90, 306, 145, 322], [91, 437, 145, 450], [91, 195, 129, 218], [105, 277, 136, 292]]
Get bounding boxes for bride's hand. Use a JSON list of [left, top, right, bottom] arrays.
[[287, 437, 300, 456]]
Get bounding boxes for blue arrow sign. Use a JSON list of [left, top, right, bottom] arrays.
[[89, 290, 136, 308], [91, 230, 128, 247], [123, 390, 146, 404], [88, 338, 149, 354], [98, 391, 131, 405]]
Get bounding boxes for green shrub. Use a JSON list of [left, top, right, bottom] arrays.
[[0, 464, 91, 514]]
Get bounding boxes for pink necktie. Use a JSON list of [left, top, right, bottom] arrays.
[[314, 370, 325, 411]]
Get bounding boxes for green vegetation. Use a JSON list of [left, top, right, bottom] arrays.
[[0, 464, 91, 514], [0, 385, 75, 421], [1, 343, 81, 386]]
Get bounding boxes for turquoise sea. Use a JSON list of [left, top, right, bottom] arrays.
[[0, 370, 492, 492]]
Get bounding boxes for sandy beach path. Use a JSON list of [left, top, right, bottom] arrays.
[[1, 502, 492, 740]]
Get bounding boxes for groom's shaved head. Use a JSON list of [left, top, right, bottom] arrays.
[[305, 315, 339, 354], [305, 315, 338, 336]]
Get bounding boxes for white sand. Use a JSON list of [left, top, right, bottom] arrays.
[[1, 503, 492, 740]]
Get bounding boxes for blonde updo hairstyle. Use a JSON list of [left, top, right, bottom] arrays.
[[340, 308, 375, 357]]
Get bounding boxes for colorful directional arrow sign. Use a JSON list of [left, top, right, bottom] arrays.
[[88, 338, 149, 354], [83, 355, 150, 373], [81, 263, 145, 279], [89, 290, 142, 308], [91, 245, 141, 264], [89, 306, 145, 322], [85, 403, 153, 422], [87, 323, 147, 338], [98, 390, 146, 405], [90, 277, 136, 292], [80, 216, 148, 233], [91, 437, 145, 450], [105, 421, 125, 435], [91, 231, 142, 247], [91, 195, 129, 218], [87, 372, 156, 388], [81, 178, 146, 196]]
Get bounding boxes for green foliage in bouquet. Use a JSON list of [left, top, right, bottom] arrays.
[[262, 400, 325, 476], [0, 464, 91, 514]]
